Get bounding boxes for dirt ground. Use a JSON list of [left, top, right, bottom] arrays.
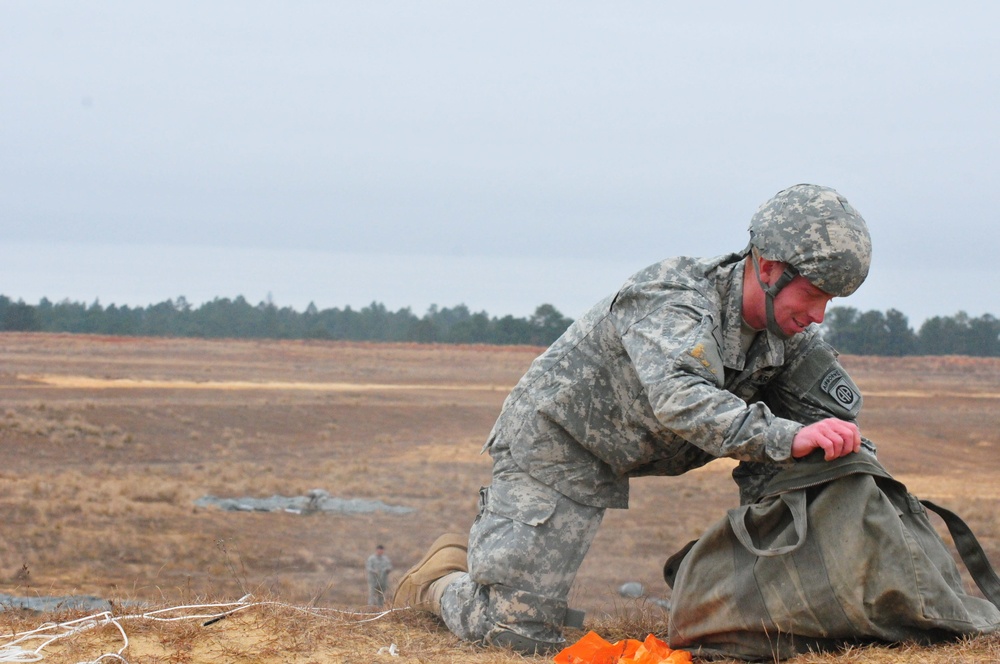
[[1, 332, 998, 622]]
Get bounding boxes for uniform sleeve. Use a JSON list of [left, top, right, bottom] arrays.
[[734, 331, 866, 504], [762, 331, 862, 424], [620, 303, 801, 464]]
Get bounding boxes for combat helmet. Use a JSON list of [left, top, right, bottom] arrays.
[[746, 184, 872, 337]]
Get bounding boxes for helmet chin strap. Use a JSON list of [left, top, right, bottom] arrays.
[[750, 250, 798, 340]]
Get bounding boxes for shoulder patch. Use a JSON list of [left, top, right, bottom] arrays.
[[820, 368, 861, 410]]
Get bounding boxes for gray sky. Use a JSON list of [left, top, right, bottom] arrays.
[[2, 2, 997, 325]]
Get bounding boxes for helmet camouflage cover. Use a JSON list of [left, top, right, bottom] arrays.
[[748, 184, 872, 297]]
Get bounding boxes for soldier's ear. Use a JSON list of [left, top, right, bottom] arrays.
[[756, 257, 787, 286]]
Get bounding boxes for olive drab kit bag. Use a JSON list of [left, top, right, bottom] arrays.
[[663, 451, 1000, 661]]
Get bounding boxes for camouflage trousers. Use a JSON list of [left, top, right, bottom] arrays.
[[439, 440, 604, 649], [367, 572, 389, 607]]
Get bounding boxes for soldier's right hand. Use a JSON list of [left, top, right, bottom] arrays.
[[791, 418, 861, 461]]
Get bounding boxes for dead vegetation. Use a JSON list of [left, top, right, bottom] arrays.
[[6, 598, 1000, 663], [2, 402, 135, 448], [0, 333, 998, 663]]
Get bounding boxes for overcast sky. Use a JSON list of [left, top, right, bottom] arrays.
[[2, 2, 997, 326]]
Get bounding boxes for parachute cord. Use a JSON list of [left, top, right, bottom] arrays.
[[0, 596, 404, 664]]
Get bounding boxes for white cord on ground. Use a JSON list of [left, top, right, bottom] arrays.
[[0, 645, 43, 662], [376, 642, 399, 657], [0, 595, 404, 664]]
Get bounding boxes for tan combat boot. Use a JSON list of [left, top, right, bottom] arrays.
[[392, 533, 468, 614]]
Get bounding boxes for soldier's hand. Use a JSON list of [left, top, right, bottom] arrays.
[[791, 418, 862, 461]]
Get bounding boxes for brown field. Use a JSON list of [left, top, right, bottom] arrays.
[[1, 332, 999, 663]]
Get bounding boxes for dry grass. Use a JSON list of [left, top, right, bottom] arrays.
[[2, 402, 135, 448], [0, 334, 998, 663], [3, 598, 537, 663], [5, 598, 1000, 663]]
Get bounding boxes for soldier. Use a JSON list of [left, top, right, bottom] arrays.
[[394, 184, 874, 653], [365, 544, 393, 607]]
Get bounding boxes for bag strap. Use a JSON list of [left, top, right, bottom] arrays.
[[728, 490, 808, 557], [921, 499, 1000, 609]]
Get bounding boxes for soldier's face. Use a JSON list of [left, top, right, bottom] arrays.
[[771, 276, 834, 335]]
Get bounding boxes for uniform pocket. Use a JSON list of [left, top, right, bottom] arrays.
[[482, 477, 559, 527]]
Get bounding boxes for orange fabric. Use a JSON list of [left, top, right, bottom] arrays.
[[554, 631, 692, 664]]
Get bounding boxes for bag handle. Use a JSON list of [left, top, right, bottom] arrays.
[[728, 490, 808, 557], [922, 499, 1000, 609], [664, 488, 808, 586]]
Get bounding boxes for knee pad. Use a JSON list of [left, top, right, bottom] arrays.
[[483, 583, 569, 649]]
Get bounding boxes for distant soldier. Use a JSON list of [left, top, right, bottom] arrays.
[[365, 544, 393, 607], [394, 184, 875, 653]]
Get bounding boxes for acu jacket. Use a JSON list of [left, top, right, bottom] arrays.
[[485, 253, 864, 509]]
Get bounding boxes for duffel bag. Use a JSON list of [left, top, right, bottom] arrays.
[[663, 450, 1000, 661]]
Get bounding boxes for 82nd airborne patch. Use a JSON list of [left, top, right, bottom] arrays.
[[820, 368, 861, 412]]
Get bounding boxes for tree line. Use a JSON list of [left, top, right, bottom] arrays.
[[822, 307, 999, 357], [0, 295, 996, 356], [0, 295, 574, 347]]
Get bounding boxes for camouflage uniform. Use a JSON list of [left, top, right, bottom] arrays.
[[366, 551, 393, 607], [441, 439, 604, 647], [437, 185, 872, 651], [439, 251, 865, 649]]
